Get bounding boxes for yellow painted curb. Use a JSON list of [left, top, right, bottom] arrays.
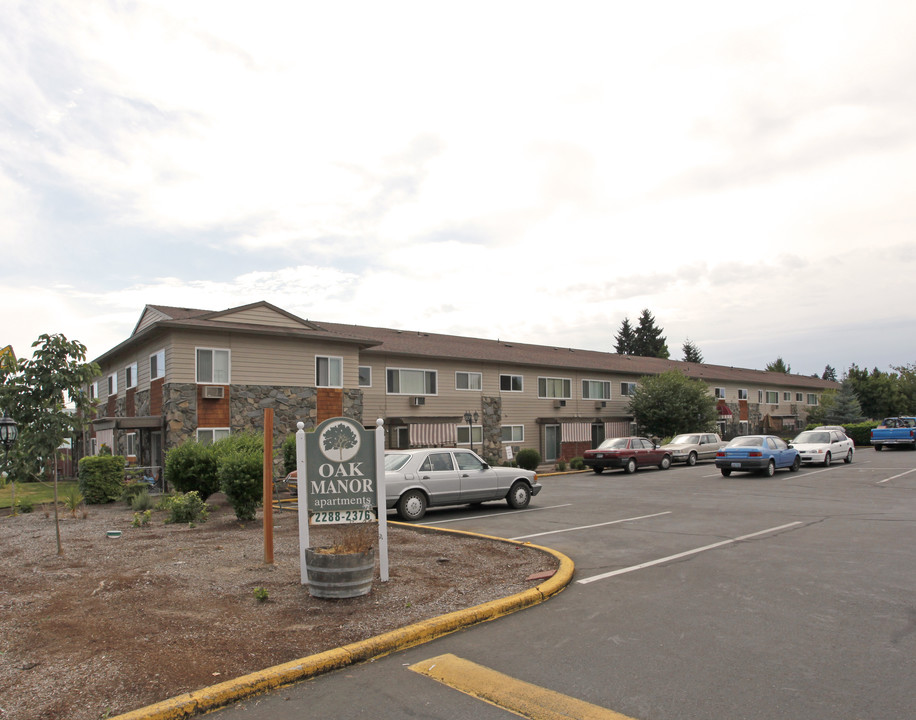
[[110, 523, 574, 720]]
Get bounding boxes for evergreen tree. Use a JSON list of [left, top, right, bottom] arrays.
[[613, 317, 636, 354], [682, 338, 704, 363], [766, 357, 792, 374], [632, 309, 669, 359], [822, 365, 837, 382], [824, 381, 864, 424]]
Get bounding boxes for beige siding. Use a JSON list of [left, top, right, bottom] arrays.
[[134, 307, 169, 335], [211, 306, 306, 329]]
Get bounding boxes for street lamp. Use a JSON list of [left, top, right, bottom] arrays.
[[463, 411, 479, 453], [1, 412, 19, 514]]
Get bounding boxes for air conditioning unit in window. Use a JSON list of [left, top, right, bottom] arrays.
[[595, 401, 607, 409], [202, 386, 225, 399], [412, 396, 425, 406], [553, 399, 566, 408]]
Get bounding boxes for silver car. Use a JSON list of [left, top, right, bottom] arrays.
[[659, 433, 727, 465], [384, 448, 542, 521]]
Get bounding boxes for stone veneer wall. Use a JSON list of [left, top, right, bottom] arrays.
[[480, 396, 503, 465]]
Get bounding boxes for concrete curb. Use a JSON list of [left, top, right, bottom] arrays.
[[110, 523, 575, 720]]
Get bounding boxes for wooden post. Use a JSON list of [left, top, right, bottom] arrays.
[[263, 408, 274, 564]]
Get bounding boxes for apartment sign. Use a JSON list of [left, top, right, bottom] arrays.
[[304, 417, 377, 524]]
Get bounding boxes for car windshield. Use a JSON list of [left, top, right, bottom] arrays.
[[669, 435, 699, 445], [384, 454, 411, 471], [598, 438, 629, 449], [794, 432, 830, 444], [728, 436, 764, 448]]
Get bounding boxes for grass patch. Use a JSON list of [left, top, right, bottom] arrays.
[[0, 481, 80, 510]]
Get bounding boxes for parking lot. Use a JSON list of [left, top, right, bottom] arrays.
[[214, 448, 916, 720]]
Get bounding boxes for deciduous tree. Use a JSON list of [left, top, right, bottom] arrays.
[[627, 370, 718, 439]]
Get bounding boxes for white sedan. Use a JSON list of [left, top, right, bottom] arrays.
[[790, 429, 854, 466]]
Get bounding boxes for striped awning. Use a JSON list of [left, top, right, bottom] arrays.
[[409, 423, 458, 447], [562, 422, 591, 443], [604, 421, 631, 437]]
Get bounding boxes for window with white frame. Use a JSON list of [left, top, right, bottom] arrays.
[[196, 348, 230, 384], [126, 432, 138, 457], [807, 394, 818, 405], [90, 437, 98, 455], [358, 366, 372, 387], [125, 362, 138, 389], [456, 371, 482, 391], [316, 356, 343, 388], [500, 374, 523, 392], [758, 390, 763, 402], [457, 425, 483, 445], [89, 381, 98, 400], [538, 377, 572, 399], [620, 382, 637, 397], [766, 391, 778, 404], [582, 380, 611, 400], [796, 392, 804, 402], [739, 420, 749, 434], [386, 368, 437, 395], [738, 388, 748, 400], [150, 349, 165, 380], [197, 428, 230, 445], [783, 392, 791, 401], [501, 425, 524, 443], [714, 387, 726, 399], [108, 372, 118, 395]]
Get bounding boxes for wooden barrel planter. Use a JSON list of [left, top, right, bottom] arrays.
[[304, 547, 375, 598]]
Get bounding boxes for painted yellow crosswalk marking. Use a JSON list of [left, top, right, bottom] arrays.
[[409, 653, 638, 720]]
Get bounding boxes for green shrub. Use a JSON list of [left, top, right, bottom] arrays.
[[78, 455, 126, 504], [219, 448, 263, 521], [570, 456, 585, 470], [282, 433, 296, 475], [515, 448, 541, 471], [19, 497, 34, 513], [557, 460, 567, 472], [845, 421, 879, 447], [164, 491, 209, 525], [164, 441, 220, 500], [131, 489, 154, 511], [62, 485, 84, 517], [121, 482, 149, 506]]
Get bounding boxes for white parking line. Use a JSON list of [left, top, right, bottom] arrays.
[[416, 503, 573, 525], [510, 511, 672, 541], [577, 521, 804, 585], [877, 468, 916, 484]]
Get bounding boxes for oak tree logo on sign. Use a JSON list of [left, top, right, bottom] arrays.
[[319, 420, 361, 462]]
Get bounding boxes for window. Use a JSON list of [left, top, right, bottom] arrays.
[[90, 437, 98, 455], [456, 371, 482, 391], [358, 366, 372, 387], [197, 428, 230, 445], [538, 377, 571, 399], [457, 425, 483, 445], [420, 452, 455, 472], [125, 362, 138, 389], [620, 382, 637, 397], [150, 349, 165, 380], [89, 381, 98, 400], [500, 374, 523, 392], [126, 432, 138, 457], [714, 387, 726, 399], [501, 425, 524, 443], [582, 380, 611, 400], [796, 393, 804, 402], [455, 451, 486, 471], [196, 348, 230, 384], [108, 372, 118, 395], [739, 421, 749, 434], [758, 390, 763, 402], [387, 368, 437, 395], [783, 392, 791, 401], [807, 394, 818, 406], [738, 389, 748, 400], [316, 356, 343, 388], [766, 391, 778, 404]]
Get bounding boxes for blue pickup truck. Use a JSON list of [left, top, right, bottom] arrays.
[[870, 417, 916, 451]]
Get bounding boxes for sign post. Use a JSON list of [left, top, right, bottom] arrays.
[[295, 417, 389, 584]]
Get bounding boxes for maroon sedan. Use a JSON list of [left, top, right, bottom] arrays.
[[584, 436, 671, 474]]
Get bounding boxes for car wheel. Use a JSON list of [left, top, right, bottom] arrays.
[[593, 467, 604, 474], [687, 452, 697, 466], [764, 460, 776, 477], [720, 468, 731, 477], [844, 449, 853, 464], [658, 455, 671, 470], [874, 444, 883, 451], [396, 490, 427, 521], [789, 456, 801, 472], [823, 452, 831, 467], [624, 458, 637, 474], [506, 481, 532, 509]]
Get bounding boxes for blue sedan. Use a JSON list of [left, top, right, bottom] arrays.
[[715, 435, 801, 477]]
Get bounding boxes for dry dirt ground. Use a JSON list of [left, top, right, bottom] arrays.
[[0, 493, 558, 720]]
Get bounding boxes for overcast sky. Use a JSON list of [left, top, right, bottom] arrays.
[[2, 1, 914, 378]]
